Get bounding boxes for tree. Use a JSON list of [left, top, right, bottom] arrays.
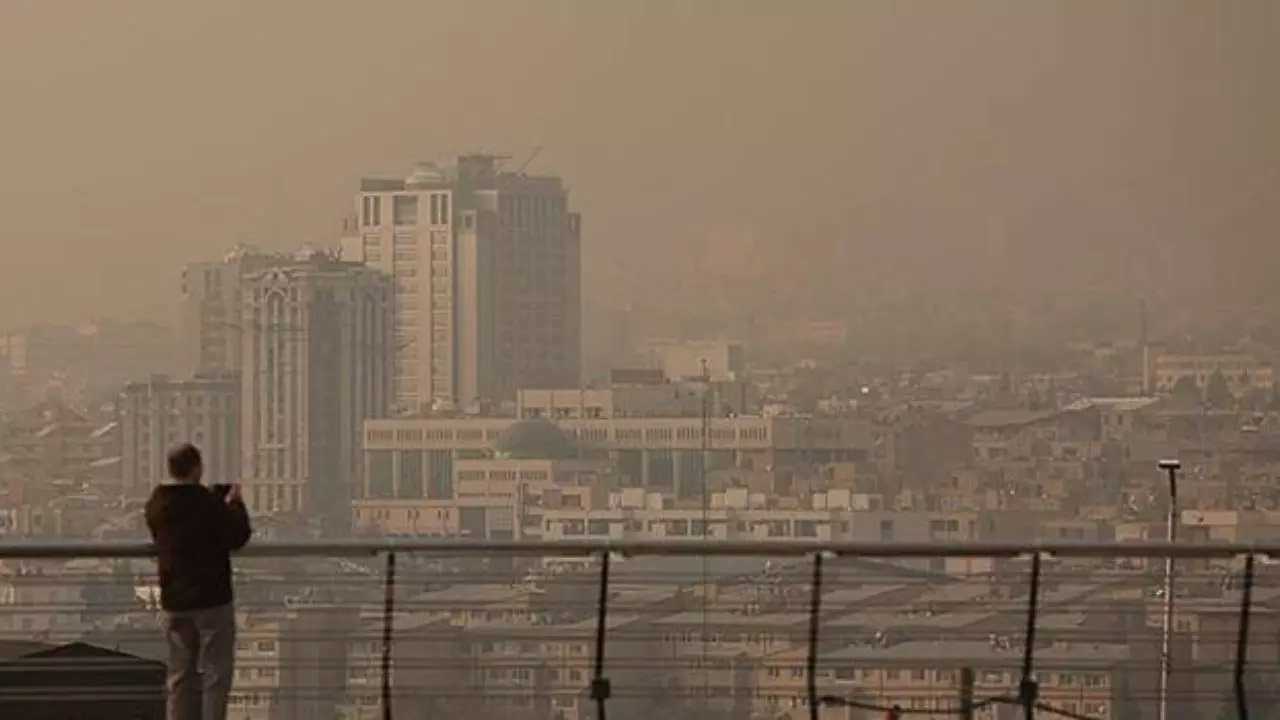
[[1171, 376, 1201, 404], [1205, 370, 1234, 409]]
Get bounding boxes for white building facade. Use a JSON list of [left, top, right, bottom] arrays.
[[342, 154, 582, 410], [238, 251, 394, 519]]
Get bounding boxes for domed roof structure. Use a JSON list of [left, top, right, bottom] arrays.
[[491, 418, 576, 460], [405, 162, 447, 188]]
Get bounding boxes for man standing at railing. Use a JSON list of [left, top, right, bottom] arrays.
[[146, 443, 252, 720]]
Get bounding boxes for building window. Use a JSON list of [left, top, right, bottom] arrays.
[[363, 196, 383, 227], [368, 451, 394, 498], [393, 196, 418, 225]]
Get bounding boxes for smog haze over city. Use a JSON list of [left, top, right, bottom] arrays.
[[2, 2, 1280, 720]]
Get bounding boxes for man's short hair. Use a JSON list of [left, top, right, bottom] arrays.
[[167, 443, 203, 480]]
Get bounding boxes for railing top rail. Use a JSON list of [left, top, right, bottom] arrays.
[[0, 538, 1273, 560]]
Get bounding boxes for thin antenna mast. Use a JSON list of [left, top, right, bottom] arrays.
[[515, 145, 543, 175], [699, 357, 711, 703], [1140, 297, 1151, 395]]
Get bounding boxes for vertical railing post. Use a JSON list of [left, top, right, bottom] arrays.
[[807, 552, 826, 720], [590, 551, 613, 720], [1235, 553, 1257, 720], [959, 667, 975, 720], [1158, 459, 1181, 720], [380, 550, 397, 720], [1019, 553, 1043, 720]]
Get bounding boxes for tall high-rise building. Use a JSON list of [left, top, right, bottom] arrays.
[[180, 245, 282, 374], [238, 249, 394, 520], [119, 372, 240, 494], [341, 154, 582, 410]]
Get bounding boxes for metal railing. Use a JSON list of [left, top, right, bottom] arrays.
[[3, 537, 1278, 558], [0, 539, 1274, 720]]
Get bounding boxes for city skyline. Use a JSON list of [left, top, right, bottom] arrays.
[[4, 4, 1280, 719]]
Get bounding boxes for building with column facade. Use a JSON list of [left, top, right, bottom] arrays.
[[118, 372, 240, 494], [516, 379, 758, 421], [238, 249, 394, 520], [340, 154, 582, 411], [353, 412, 877, 545], [359, 413, 872, 503], [356, 419, 612, 540], [180, 245, 284, 375]]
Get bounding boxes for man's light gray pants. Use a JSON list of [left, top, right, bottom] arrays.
[[162, 603, 236, 720]]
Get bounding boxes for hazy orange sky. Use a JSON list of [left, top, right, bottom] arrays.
[[1, 1, 1277, 328]]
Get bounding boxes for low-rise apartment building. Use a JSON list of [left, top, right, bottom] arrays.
[[362, 413, 873, 503], [231, 603, 358, 720], [119, 372, 239, 494], [1149, 351, 1273, 394], [0, 560, 91, 640], [517, 378, 757, 421], [818, 641, 1132, 720], [455, 614, 660, 720], [355, 444, 611, 538], [339, 615, 463, 720]]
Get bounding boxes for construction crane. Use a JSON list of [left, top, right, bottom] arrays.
[[515, 145, 543, 175]]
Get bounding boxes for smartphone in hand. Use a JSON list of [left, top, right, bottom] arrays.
[[212, 483, 233, 500]]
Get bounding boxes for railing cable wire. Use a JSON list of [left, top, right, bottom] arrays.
[[819, 694, 1104, 720], [1019, 700, 1101, 720], [820, 694, 1004, 716], [7, 538, 1280, 560], [590, 551, 613, 720]]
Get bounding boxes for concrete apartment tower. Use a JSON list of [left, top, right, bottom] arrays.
[[237, 248, 394, 520], [180, 245, 282, 374], [120, 372, 240, 494], [341, 154, 582, 412]]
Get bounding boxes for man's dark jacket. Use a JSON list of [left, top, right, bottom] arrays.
[[145, 484, 251, 612]]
